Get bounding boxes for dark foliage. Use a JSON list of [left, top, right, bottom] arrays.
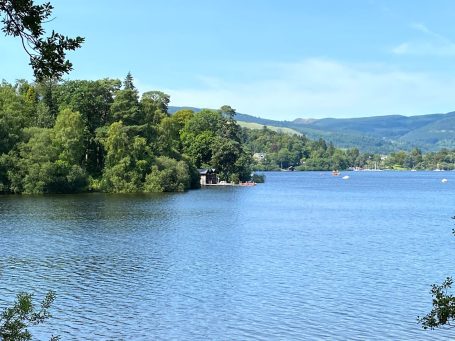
[[0, 0, 84, 80]]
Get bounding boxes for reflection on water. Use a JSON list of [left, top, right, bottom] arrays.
[[1, 172, 455, 339]]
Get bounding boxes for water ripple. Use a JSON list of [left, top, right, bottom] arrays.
[[1, 172, 455, 339]]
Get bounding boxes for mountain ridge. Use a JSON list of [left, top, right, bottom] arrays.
[[168, 106, 455, 153]]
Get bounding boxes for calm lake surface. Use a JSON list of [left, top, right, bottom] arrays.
[[1, 171, 455, 340]]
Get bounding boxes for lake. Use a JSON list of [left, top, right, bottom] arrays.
[[1, 171, 455, 340]]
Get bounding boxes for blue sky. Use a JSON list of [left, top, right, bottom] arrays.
[[3, 0, 455, 119]]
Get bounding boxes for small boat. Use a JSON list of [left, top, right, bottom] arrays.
[[434, 164, 444, 172], [442, 178, 448, 183], [342, 175, 350, 180], [332, 170, 340, 176]]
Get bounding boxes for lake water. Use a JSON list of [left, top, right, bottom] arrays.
[[1, 171, 455, 340]]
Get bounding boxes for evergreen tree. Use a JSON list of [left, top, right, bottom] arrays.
[[123, 72, 135, 90]]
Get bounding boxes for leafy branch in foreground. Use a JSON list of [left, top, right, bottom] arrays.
[[0, 291, 59, 340], [418, 277, 455, 329], [0, 0, 84, 80], [418, 216, 455, 329]]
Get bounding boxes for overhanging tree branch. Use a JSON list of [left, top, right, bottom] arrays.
[[0, 0, 84, 80]]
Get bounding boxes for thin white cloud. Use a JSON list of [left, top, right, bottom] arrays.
[[392, 23, 455, 56], [410, 23, 432, 35], [137, 59, 455, 120]]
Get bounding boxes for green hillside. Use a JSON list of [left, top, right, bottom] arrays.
[[169, 106, 455, 153], [296, 114, 443, 138], [237, 121, 302, 135], [399, 113, 455, 149]]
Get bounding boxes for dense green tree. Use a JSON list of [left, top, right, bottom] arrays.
[[8, 109, 87, 194], [180, 109, 251, 180], [181, 110, 224, 167], [155, 116, 181, 158], [220, 105, 236, 119], [41, 82, 58, 121], [110, 74, 142, 125], [0, 83, 31, 155], [183, 130, 216, 168], [123, 72, 135, 90], [100, 121, 153, 193], [55, 79, 120, 131], [166, 109, 194, 153], [276, 148, 293, 169], [211, 137, 242, 180], [142, 91, 170, 114], [385, 151, 407, 169], [182, 109, 224, 137], [171, 109, 194, 130], [140, 91, 169, 130], [144, 156, 193, 192], [54, 79, 120, 174], [53, 108, 86, 165], [219, 105, 242, 143]]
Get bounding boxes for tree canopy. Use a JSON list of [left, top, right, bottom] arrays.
[[0, 76, 258, 193], [0, 0, 84, 80]]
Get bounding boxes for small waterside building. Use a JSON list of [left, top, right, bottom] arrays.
[[253, 153, 266, 161], [198, 169, 218, 186]]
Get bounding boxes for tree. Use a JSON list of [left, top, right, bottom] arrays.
[[144, 156, 193, 192], [54, 79, 121, 174], [8, 109, 87, 194], [418, 217, 455, 329], [220, 105, 236, 119], [0, 0, 84, 80], [140, 91, 171, 145], [0, 291, 58, 340], [110, 74, 141, 125], [155, 116, 180, 158], [211, 137, 242, 180], [181, 110, 224, 167], [141, 91, 169, 114], [219, 105, 242, 143], [99, 121, 153, 193], [276, 148, 292, 169], [123, 72, 135, 90], [53, 108, 86, 165], [0, 82, 31, 155]]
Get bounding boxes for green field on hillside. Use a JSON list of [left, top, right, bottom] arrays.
[[238, 121, 301, 135]]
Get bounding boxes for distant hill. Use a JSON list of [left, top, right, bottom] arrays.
[[168, 106, 455, 153], [237, 121, 302, 136]]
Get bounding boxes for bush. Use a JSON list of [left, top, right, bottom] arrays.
[[144, 157, 191, 192], [252, 173, 265, 183], [229, 173, 240, 184]]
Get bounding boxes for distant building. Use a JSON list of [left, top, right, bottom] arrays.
[[198, 169, 218, 186], [253, 153, 266, 162]]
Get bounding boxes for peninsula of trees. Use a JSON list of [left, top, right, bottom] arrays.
[[0, 74, 255, 193], [1, 74, 454, 194]]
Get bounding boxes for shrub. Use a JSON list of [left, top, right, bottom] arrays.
[[144, 156, 191, 192]]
